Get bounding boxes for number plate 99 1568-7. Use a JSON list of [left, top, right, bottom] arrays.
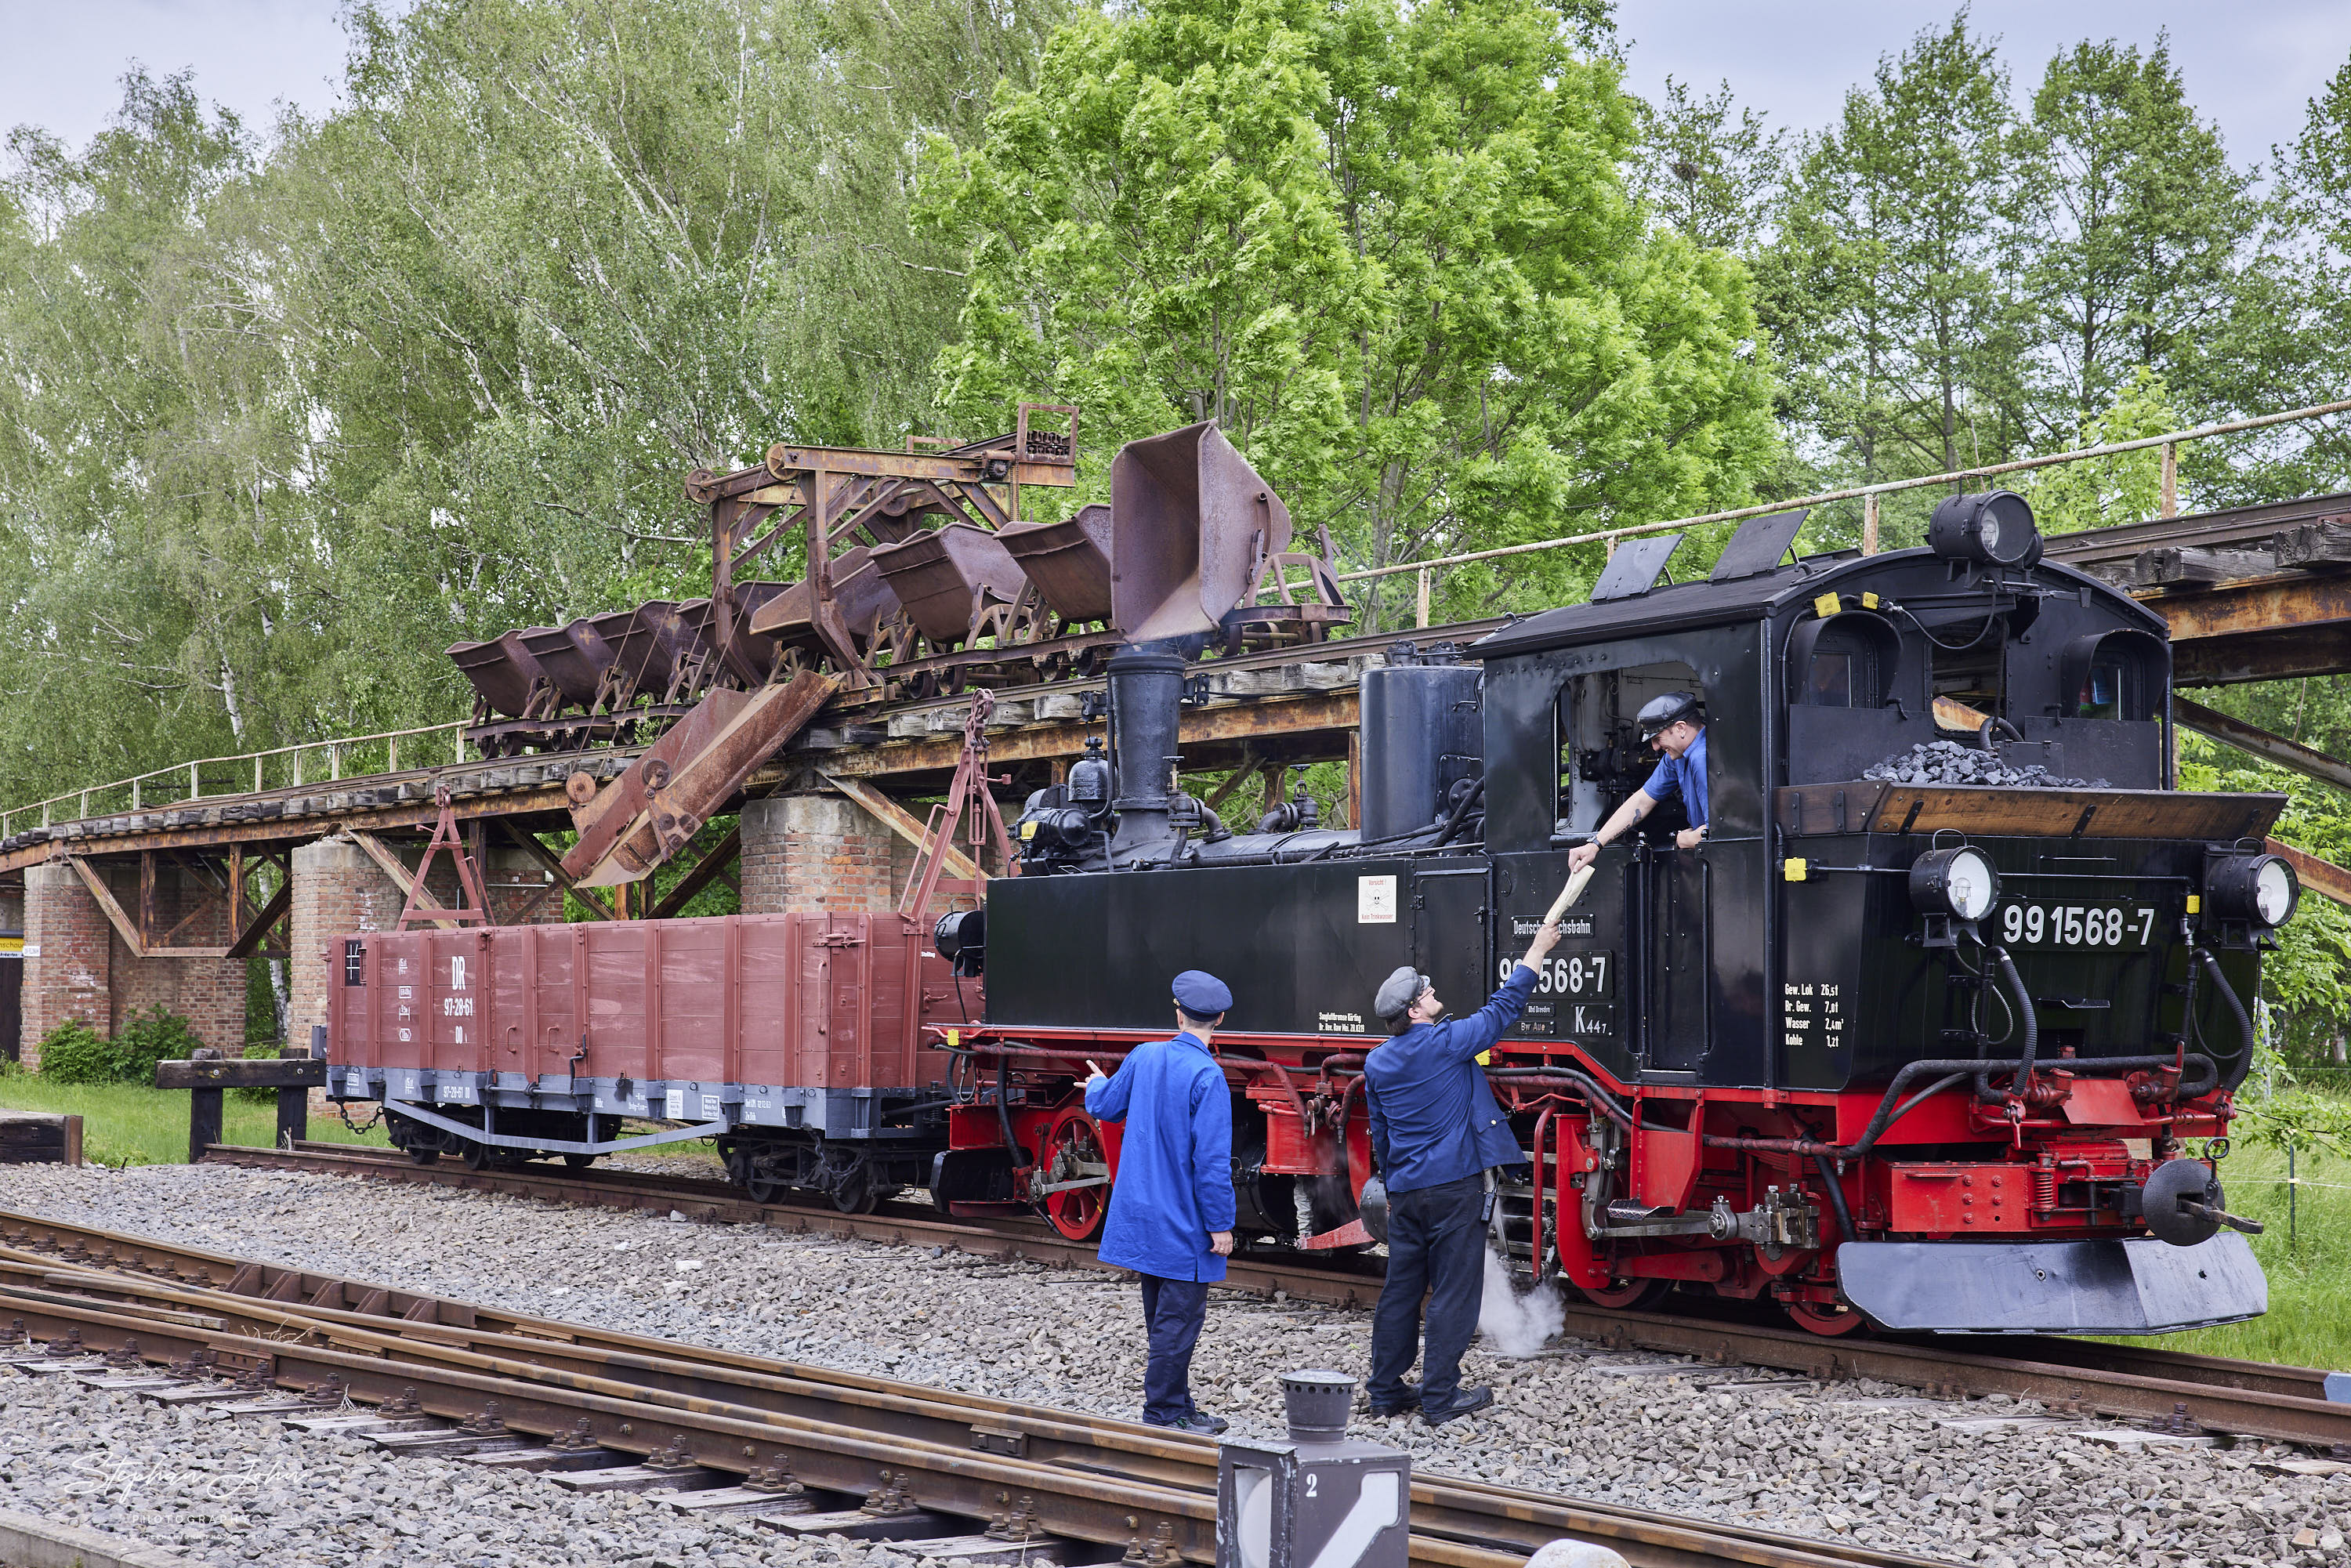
[[1996, 901, 2158, 949]]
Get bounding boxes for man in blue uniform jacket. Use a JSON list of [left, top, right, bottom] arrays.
[[1083, 969, 1237, 1433], [1566, 691, 1708, 871], [1363, 918, 1562, 1424]]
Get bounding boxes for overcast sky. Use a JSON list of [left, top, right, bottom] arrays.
[[4, 1, 2349, 169]]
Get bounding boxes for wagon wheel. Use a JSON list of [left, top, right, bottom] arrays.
[[1784, 1298, 1870, 1337], [462, 1140, 496, 1171], [405, 1147, 439, 1166], [829, 1169, 878, 1214], [1037, 1107, 1112, 1242], [562, 1152, 595, 1171], [1575, 1277, 1670, 1311], [743, 1172, 786, 1205]]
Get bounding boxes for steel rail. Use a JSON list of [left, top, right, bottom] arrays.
[[189, 1143, 2351, 1448], [0, 1213, 1935, 1568]]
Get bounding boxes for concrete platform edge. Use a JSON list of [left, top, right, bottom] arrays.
[[0, 1505, 208, 1568]]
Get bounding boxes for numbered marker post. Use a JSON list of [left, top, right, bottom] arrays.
[[1219, 1371, 1411, 1568]]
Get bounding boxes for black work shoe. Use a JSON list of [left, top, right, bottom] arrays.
[[1367, 1384, 1422, 1417], [1148, 1412, 1228, 1435], [1423, 1386, 1494, 1426]]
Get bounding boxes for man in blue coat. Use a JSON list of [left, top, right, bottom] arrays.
[[1083, 970, 1237, 1433], [1363, 918, 1561, 1424]]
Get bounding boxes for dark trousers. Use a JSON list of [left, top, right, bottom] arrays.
[[1368, 1173, 1486, 1410], [1139, 1274, 1211, 1425]]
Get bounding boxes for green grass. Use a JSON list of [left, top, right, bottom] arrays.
[[2094, 1139, 2351, 1372], [0, 1073, 389, 1168]]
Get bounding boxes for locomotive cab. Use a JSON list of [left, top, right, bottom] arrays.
[[1469, 500, 2280, 1333]]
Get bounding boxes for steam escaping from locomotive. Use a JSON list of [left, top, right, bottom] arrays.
[[1478, 1248, 1565, 1359]]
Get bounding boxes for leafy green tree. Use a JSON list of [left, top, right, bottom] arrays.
[[1631, 76, 1786, 255], [2013, 366, 2179, 534], [923, 0, 1780, 626], [1759, 14, 2023, 545], [0, 71, 325, 806], [2010, 37, 2257, 437]]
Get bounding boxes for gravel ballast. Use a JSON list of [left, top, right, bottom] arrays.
[[0, 1164, 2344, 1568]]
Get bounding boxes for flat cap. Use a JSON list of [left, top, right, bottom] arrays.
[[1636, 690, 1703, 738], [1375, 965, 1429, 1022], [1172, 969, 1233, 1017]]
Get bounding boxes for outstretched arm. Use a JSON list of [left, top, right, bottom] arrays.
[[1449, 920, 1563, 1060], [1084, 1056, 1134, 1123], [1567, 789, 1660, 872]]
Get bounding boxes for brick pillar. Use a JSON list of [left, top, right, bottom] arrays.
[[110, 860, 248, 1055], [287, 839, 407, 1048], [740, 795, 894, 914], [22, 862, 110, 1069], [485, 846, 565, 926]]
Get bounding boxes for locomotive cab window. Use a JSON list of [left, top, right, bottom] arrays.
[[1929, 617, 2005, 733], [1787, 612, 1898, 708], [2062, 629, 2163, 722], [1556, 661, 1704, 837]]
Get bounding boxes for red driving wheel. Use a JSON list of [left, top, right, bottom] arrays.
[[1576, 1278, 1669, 1311], [1785, 1298, 1870, 1336], [1038, 1107, 1112, 1242]]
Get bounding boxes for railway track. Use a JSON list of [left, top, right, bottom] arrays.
[[0, 1208, 1939, 1568], [199, 1139, 2351, 1451]]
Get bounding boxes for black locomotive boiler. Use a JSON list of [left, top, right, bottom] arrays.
[[957, 490, 2283, 1335]]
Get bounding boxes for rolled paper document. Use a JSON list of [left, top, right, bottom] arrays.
[[1543, 864, 1596, 924]]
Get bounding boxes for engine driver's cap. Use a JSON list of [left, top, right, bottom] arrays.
[[1375, 965, 1430, 1022], [1636, 690, 1703, 739], [1172, 970, 1233, 1018]]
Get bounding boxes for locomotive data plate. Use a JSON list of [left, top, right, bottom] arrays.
[[1994, 900, 2161, 950], [1501, 951, 1617, 998]]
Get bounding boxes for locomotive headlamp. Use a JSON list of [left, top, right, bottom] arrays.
[[932, 909, 986, 976], [1927, 491, 2040, 567], [1911, 846, 2000, 922], [2207, 853, 2299, 929]]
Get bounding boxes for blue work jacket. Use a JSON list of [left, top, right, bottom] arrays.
[[1642, 729, 1708, 828], [1085, 1032, 1237, 1282], [1364, 965, 1537, 1194]]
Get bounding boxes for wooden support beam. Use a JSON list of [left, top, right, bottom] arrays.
[[223, 878, 294, 961], [347, 831, 463, 931], [68, 856, 145, 959], [648, 827, 743, 921], [2273, 517, 2351, 569], [1203, 752, 1264, 813], [2266, 838, 2351, 911], [2172, 697, 2351, 795], [497, 820, 614, 922], [139, 850, 157, 952], [820, 772, 980, 880]]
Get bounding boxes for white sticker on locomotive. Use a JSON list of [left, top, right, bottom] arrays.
[[1357, 875, 1397, 924], [1514, 914, 1594, 939], [1318, 1011, 1367, 1034], [1997, 902, 2157, 949], [665, 1089, 686, 1119], [1783, 981, 1843, 1052], [701, 1094, 721, 1119]]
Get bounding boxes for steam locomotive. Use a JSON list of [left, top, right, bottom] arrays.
[[328, 429, 2285, 1337]]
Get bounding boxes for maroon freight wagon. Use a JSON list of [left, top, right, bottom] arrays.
[[328, 911, 973, 1211]]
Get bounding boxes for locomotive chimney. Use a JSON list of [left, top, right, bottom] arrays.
[[1107, 643, 1186, 856]]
